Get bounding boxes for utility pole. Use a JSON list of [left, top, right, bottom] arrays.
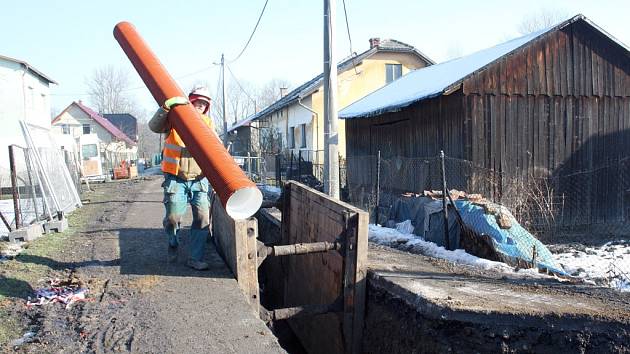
[[323, 0, 339, 199], [221, 53, 228, 148]]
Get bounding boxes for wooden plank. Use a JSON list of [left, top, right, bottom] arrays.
[[544, 37, 554, 95], [558, 30, 568, 96], [566, 27, 574, 95], [212, 200, 260, 312], [283, 182, 368, 354]]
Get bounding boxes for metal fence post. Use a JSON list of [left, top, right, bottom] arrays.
[[8, 145, 21, 229], [440, 151, 450, 250], [24, 148, 40, 223], [297, 150, 302, 182], [375, 150, 381, 225], [247, 151, 252, 179], [275, 154, 281, 187]]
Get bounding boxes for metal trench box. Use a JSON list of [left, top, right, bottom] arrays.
[[212, 181, 368, 354]]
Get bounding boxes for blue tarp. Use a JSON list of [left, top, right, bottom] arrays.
[[389, 196, 564, 274]]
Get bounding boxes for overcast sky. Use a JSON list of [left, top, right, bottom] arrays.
[[2, 0, 629, 117]]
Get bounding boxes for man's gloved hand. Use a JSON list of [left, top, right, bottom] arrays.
[[162, 96, 189, 111]]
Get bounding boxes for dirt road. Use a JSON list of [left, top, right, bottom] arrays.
[[1, 177, 283, 353]]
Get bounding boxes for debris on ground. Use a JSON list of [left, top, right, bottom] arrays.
[[389, 190, 564, 274], [27, 277, 90, 309], [10, 331, 36, 348], [369, 223, 550, 279]]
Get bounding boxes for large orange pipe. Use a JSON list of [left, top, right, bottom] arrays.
[[113, 21, 261, 219]]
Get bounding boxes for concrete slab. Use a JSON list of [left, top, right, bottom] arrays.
[[44, 217, 68, 233], [8, 223, 43, 242]]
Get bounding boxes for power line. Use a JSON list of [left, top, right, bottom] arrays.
[[226, 65, 256, 109], [227, 0, 269, 64], [341, 0, 359, 74], [50, 65, 216, 97], [342, 0, 354, 55]]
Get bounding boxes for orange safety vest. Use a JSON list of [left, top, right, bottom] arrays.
[[161, 114, 213, 178]]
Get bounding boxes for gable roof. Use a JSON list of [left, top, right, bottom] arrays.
[[52, 101, 136, 146], [0, 54, 57, 84], [340, 14, 630, 119], [103, 113, 138, 142], [228, 39, 435, 132]]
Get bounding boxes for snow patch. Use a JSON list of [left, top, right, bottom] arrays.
[[554, 241, 630, 292], [369, 222, 543, 278]]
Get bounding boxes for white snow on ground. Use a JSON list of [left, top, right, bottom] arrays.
[[370, 221, 630, 292], [369, 223, 543, 278], [554, 241, 630, 292]]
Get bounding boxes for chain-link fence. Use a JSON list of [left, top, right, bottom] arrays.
[[345, 152, 630, 243], [0, 145, 46, 235], [1, 142, 83, 238]]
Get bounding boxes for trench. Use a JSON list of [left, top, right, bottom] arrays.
[[255, 207, 630, 354]]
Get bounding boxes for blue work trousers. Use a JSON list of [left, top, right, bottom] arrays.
[[162, 174, 210, 261]]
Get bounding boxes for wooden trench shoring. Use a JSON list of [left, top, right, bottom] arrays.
[[212, 181, 368, 354]]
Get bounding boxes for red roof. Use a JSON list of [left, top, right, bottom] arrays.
[[52, 101, 136, 146]]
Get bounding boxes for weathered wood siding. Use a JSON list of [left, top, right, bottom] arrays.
[[345, 19, 630, 231]]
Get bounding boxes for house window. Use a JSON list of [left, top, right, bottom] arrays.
[[300, 124, 307, 148], [62, 124, 70, 134], [386, 64, 402, 83], [289, 127, 295, 148], [82, 124, 91, 134]]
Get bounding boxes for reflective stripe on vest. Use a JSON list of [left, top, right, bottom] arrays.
[[161, 114, 213, 176]]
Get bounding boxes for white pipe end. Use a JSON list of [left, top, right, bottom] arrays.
[[226, 186, 263, 220]]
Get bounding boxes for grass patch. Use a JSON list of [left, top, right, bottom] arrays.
[[0, 307, 21, 349]]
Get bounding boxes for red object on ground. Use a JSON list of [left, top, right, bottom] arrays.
[[113, 21, 261, 219]]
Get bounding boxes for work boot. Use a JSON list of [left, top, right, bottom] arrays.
[[167, 246, 178, 263], [187, 259, 209, 271]]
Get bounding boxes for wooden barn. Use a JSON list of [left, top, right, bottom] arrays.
[[340, 15, 630, 237]]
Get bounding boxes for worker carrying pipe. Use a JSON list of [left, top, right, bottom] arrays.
[[148, 88, 215, 270], [114, 22, 262, 270]]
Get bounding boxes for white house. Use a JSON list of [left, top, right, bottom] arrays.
[[0, 54, 56, 178], [51, 101, 137, 168]]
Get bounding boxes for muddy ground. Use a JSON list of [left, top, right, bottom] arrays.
[[0, 177, 282, 353], [365, 245, 630, 353]]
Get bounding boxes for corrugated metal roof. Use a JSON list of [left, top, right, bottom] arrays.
[[73, 102, 136, 146], [228, 39, 434, 132], [339, 14, 627, 119], [0, 54, 57, 84]]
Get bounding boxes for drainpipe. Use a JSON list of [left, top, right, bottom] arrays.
[[297, 96, 318, 164]]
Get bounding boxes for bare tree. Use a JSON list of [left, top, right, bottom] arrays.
[[85, 65, 138, 115], [255, 78, 291, 110], [517, 9, 569, 35]]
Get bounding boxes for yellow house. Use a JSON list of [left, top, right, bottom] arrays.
[[229, 38, 434, 163]]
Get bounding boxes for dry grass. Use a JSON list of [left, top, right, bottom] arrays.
[[127, 275, 161, 293]]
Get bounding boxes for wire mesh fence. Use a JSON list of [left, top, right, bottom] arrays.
[[1, 142, 83, 238], [345, 152, 630, 243], [1, 145, 47, 235]]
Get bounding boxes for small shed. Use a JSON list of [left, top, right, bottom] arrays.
[[340, 15, 630, 237]]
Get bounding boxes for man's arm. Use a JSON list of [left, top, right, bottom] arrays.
[[148, 96, 190, 134], [148, 108, 170, 133]]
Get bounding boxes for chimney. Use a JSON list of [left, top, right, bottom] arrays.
[[279, 87, 288, 98], [369, 37, 381, 49]]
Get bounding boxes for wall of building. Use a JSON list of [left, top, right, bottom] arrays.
[[0, 59, 52, 177], [312, 51, 430, 158]]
